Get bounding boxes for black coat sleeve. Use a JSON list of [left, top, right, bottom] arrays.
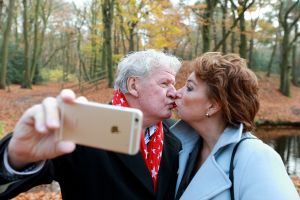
[[0, 134, 54, 200]]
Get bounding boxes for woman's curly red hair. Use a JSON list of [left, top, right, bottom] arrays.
[[193, 52, 260, 132]]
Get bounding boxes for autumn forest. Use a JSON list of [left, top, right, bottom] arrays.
[[0, 0, 299, 96]]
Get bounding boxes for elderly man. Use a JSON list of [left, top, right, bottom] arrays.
[[0, 50, 182, 200]]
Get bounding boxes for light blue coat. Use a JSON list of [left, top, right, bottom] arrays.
[[171, 120, 299, 200]]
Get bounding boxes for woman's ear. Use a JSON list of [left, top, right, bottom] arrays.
[[208, 101, 222, 116], [127, 77, 139, 97]]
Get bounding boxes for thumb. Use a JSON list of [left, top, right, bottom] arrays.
[[55, 141, 76, 155]]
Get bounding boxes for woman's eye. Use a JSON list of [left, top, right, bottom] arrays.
[[186, 85, 193, 92]]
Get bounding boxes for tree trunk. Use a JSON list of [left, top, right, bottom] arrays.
[[116, 2, 127, 54], [266, 38, 278, 77], [248, 37, 254, 68], [278, 0, 300, 96], [34, 0, 53, 83], [77, 32, 89, 81], [14, 11, 19, 46], [0, 0, 4, 31], [221, 0, 228, 53], [292, 24, 299, 86], [279, 30, 291, 96], [214, 0, 254, 52], [200, 0, 218, 52], [90, 0, 100, 78], [136, 33, 139, 51], [212, 13, 218, 49], [194, 25, 201, 57], [21, 0, 31, 89], [102, 0, 115, 88], [30, 0, 41, 83], [180, 40, 189, 59], [248, 17, 259, 69], [64, 33, 72, 82], [239, 1, 247, 59], [202, 0, 212, 52], [230, 5, 236, 53], [120, 25, 127, 54], [128, 23, 136, 52], [113, 22, 120, 54], [0, 0, 16, 89]]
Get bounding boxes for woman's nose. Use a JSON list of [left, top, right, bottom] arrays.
[[175, 88, 183, 99]]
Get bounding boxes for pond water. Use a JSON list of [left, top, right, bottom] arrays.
[[255, 127, 300, 176]]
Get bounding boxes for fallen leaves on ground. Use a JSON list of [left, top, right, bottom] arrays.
[[0, 81, 114, 133], [291, 176, 300, 195], [11, 192, 61, 200]]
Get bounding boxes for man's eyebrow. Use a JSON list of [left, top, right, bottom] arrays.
[[161, 77, 175, 83]]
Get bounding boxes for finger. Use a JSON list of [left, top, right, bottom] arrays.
[[42, 97, 60, 130], [31, 104, 48, 133], [58, 89, 76, 104], [56, 141, 76, 155], [76, 96, 88, 103]]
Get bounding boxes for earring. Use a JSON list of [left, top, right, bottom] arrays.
[[206, 113, 210, 118]]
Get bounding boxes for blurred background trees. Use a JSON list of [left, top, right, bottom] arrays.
[[0, 0, 299, 96]]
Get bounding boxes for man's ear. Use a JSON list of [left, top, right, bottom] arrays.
[[127, 77, 139, 97]]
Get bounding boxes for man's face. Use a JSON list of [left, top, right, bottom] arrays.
[[135, 65, 176, 126]]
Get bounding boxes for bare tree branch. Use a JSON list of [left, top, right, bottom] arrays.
[[43, 41, 76, 68], [288, 13, 300, 32], [284, 0, 299, 21], [288, 32, 300, 51], [214, 0, 255, 51]]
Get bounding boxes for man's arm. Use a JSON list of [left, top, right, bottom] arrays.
[[7, 90, 78, 170], [0, 89, 85, 199]]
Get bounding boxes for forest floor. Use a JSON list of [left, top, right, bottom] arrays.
[[0, 70, 300, 199]]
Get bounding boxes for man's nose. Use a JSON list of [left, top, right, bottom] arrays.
[[166, 85, 177, 99]]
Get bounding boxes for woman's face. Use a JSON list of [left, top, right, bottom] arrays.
[[175, 72, 213, 123]]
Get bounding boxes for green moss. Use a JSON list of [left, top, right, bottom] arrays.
[[0, 121, 5, 138]]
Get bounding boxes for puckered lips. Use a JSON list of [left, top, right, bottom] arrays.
[[171, 102, 177, 109]]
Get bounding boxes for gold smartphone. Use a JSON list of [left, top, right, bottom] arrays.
[[57, 101, 143, 155]]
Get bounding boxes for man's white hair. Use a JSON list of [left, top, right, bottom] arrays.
[[114, 49, 181, 93]]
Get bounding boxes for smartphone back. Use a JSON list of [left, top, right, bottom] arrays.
[[58, 101, 143, 155]]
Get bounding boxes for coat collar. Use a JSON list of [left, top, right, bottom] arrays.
[[171, 120, 244, 153], [170, 120, 199, 150], [211, 124, 243, 154], [171, 121, 244, 200]]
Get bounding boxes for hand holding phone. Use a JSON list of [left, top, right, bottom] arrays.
[[58, 101, 143, 155]]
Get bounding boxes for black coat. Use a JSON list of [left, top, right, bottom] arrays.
[[0, 121, 181, 200]]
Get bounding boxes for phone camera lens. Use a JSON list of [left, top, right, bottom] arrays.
[[135, 118, 139, 122]]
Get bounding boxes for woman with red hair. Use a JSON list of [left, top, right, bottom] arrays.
[[173, 52, 299, 200]]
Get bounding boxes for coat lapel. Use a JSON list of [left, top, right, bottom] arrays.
[[170, 120, 200, 193], [156, 126, 181, 199], [116, 152, 154, 193], [179, 155, 231, 200], [116, 125, 181, 196], [174, 123, 245, 200]]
